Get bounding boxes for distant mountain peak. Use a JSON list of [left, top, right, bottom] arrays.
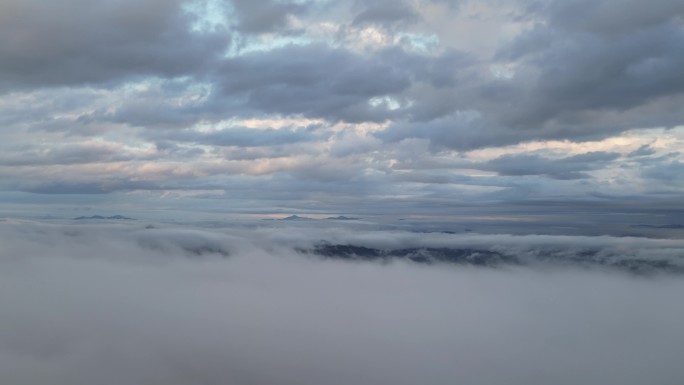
[[73, 215, 134, 220], [280, 215, 313, 221]]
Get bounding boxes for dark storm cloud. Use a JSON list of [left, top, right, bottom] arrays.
[[0, 0, 229, 90]]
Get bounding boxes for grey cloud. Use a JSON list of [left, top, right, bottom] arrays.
[[628, 144, 657, 157], [546, 0, 684, 36], [230, 0, 308, 34], [215, 44, 423, 122], [1, 0, 683, 216], [221, 46, 409, 106], [3, 151, 377, 196], [15, 182, 114, 195], [219, 173, 386, 201], [493, 4, 684, 133], [97, 49, 418, 126], [391, 170, 468, 185], [2, 0, 681, 153], [352, 0, 421, 28], [289, 159, 364, 182], [153, 142, 208, 161], [0, 143, 131, 167], [482, 151, 621, 180], [642, 160, 684, 187], [383, 47, 467, 90], [157, 126, 326, 147], [212, 146, 298, 161], [99, 79, 214, 129], [0, 0, 229, 90], [17, 180, 161, 195], [0, 88, 110, 134], [11, 174, 243, 195], [328, 132, 383, 157], [6, 79, 218, 133], [429, 0, 462, 8], [1, 162, 226, 195], [378, 113, 522, 150], [376, 11, 684, 150]]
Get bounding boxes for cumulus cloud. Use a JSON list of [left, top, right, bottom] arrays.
[[1, 221, 684, 385]]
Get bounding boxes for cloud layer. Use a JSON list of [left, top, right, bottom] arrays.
[[1, 220, 684, 385], [0, 0, 682, 218]]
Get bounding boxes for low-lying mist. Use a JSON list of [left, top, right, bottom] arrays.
[[1, 220, 683, 385]]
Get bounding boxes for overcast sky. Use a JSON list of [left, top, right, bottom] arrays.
[[1, 0, 683, 220]]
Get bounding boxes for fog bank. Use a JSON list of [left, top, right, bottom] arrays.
[[1, 221, 683, 385]]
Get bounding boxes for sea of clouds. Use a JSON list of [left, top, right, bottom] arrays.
[[1, 219, 684, 385]]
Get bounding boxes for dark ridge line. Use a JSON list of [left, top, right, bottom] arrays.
[[296, 242, 684, 275]]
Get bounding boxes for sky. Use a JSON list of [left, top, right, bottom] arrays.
[[1, 0, 683, 221], [2, 4, 684, 382]]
